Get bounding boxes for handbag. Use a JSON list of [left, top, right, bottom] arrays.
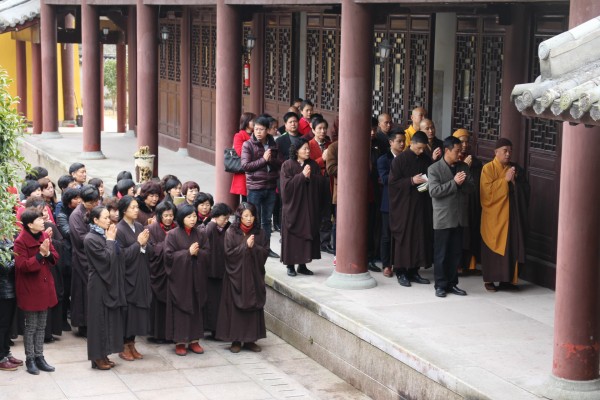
[[224, 148, 244, 173]]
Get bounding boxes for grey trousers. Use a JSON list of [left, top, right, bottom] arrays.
[[23, 310, 48, 360]]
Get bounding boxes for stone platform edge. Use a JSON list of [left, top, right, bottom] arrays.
[[264, 274, 494, 400]]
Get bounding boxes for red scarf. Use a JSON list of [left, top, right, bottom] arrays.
[[160, 223, 176, 233], [240, 223, 253, 235], [198, 212, 209, 221], [184, 226, 193, 235]]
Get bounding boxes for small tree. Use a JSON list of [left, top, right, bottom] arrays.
[[104, 58, 117, 112], [0, 69, 29, 262]]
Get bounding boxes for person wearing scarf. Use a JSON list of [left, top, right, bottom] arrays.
[[216, 202, 269, 353], [84, 206, 126, 370], [14, 208, 58, 375], [164, 205, 210, 356], [194, 192, 214, 230], [147, 201, 177, 344]]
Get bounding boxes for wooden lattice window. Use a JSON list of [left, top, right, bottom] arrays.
[[159, 20, 181, 82], [304, 15, 340, 112], [264, 15, 292, 104], [452, 16, 506, 144], [191, 23, 201, 86], [526, 14, 568, 152], [372, 15, 432, 124]]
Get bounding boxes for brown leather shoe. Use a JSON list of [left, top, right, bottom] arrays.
[[243, 342, 262, 352], [119, 344, 135, 361], [383, 267, 393, 278], [188, 342, 204, 354], [230, 341, 242, 353], [484, 282, 498, 292], [129, 342, 143, 359], [91, 359, 111, 370], [104, 357, 115, 368], [7, 354, 23, 366], [175, 344, 187, 356], [0, 358, 18, 371]]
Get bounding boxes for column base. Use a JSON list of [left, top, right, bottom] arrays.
[[325, 270, 377, 290], [124, 129, 136, 138], [80, 151, 106, 160], [539, 375, 600, 400], [177, 148, 189, 157], [41, 131, 62, 139]]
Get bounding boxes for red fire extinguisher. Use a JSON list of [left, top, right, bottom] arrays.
[[244, 62, 251, 88]]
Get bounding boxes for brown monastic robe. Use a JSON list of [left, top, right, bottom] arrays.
[[68, 203, 90, 327], [116, 219, 153, 337], [280, 158, 331, 265], [136, 198, 155, 226], [216, 225, 268, 343], [480, 159, 529, 283], [84, 230, 126, 361], [388, 149, 433, 271], [461, 155, 483, 269], [164, 226, 210, 343], [44, 221, 64, 337], [204, 221, 229, 333], [147, 221, 172, 340]]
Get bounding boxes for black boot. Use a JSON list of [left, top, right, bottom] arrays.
[[287, 265, 297, 277], [296, 264, 314, 275], [35, 356, 55, 372], [26, 358, 40, 375]]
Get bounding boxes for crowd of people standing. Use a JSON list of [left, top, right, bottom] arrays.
[[0, 98, 529, 375]]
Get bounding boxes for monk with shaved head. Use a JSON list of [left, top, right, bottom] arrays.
[[420, 118, 442, 161], [404, 107, 427, 148]]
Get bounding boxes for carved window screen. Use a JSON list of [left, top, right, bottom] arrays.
[[372, 15, 432, 125], [264, 15, 292, 104], [304, 15, 341, 113], [159, 20, 181, 82]]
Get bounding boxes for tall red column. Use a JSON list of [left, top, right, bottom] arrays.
[[552, 0, 600, 382], [81, 0, 104, 159], [250, 13, 264, 114], [179, 8, 191, 155], [127, 6, 137, 136], [15, 41, 27, 118], [61, 13, 76, 122], [116, 43, 127, 133], [325, 0, 376, 289], [40, 1, 60, 137], [99, 45, 104, 132], [215, 0, 241, 208], [31, 42, 42, 134], [137, 0, 159, 176], [499, 5, 528, 165]]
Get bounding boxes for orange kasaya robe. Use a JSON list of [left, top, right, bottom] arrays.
[[403, 125, 417, 149], [480, 157, 510, 256]]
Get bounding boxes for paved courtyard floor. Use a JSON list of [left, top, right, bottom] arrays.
[[1, 331, 370, 400]]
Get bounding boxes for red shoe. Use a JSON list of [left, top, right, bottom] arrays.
[[175, 344, 187, 356], [188, 342, 204, 354], [7, 355, 23, 366], [0, 358, 18, 371]]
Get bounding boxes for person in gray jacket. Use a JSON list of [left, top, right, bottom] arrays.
[[428, 136, 474, 298]]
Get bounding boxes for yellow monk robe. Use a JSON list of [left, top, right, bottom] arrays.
[[480, 157, 510, 256], [403, 125, 417, 149]]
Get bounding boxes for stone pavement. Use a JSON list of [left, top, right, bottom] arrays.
[[1, 331, 370, 400], [15, 123, 600, 399]]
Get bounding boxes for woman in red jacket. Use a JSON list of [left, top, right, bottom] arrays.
[[14, 208, 58, 375], [230, 112, 256, 201]]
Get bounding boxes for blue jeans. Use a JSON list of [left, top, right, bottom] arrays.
[[247, 188, 276, 248]]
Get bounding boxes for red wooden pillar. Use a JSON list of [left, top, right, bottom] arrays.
[[31, 42, 42, 134], [215, 0, 241, 208], [116, 43, 127, 133], [99, 45, 104, 132], [179, 8, 191, 155], [250, 13, 264, 114], [128, 6, 137, 136], [81, 0, 104, 159], [40, 1, 60, 137], [499, 5, 528, 165], [137, 0, 159, 176], [325, 0, 376, 289], [552, 0, 600, 382], [61, 13, 76, 122], [15, 41, 27, 118]]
